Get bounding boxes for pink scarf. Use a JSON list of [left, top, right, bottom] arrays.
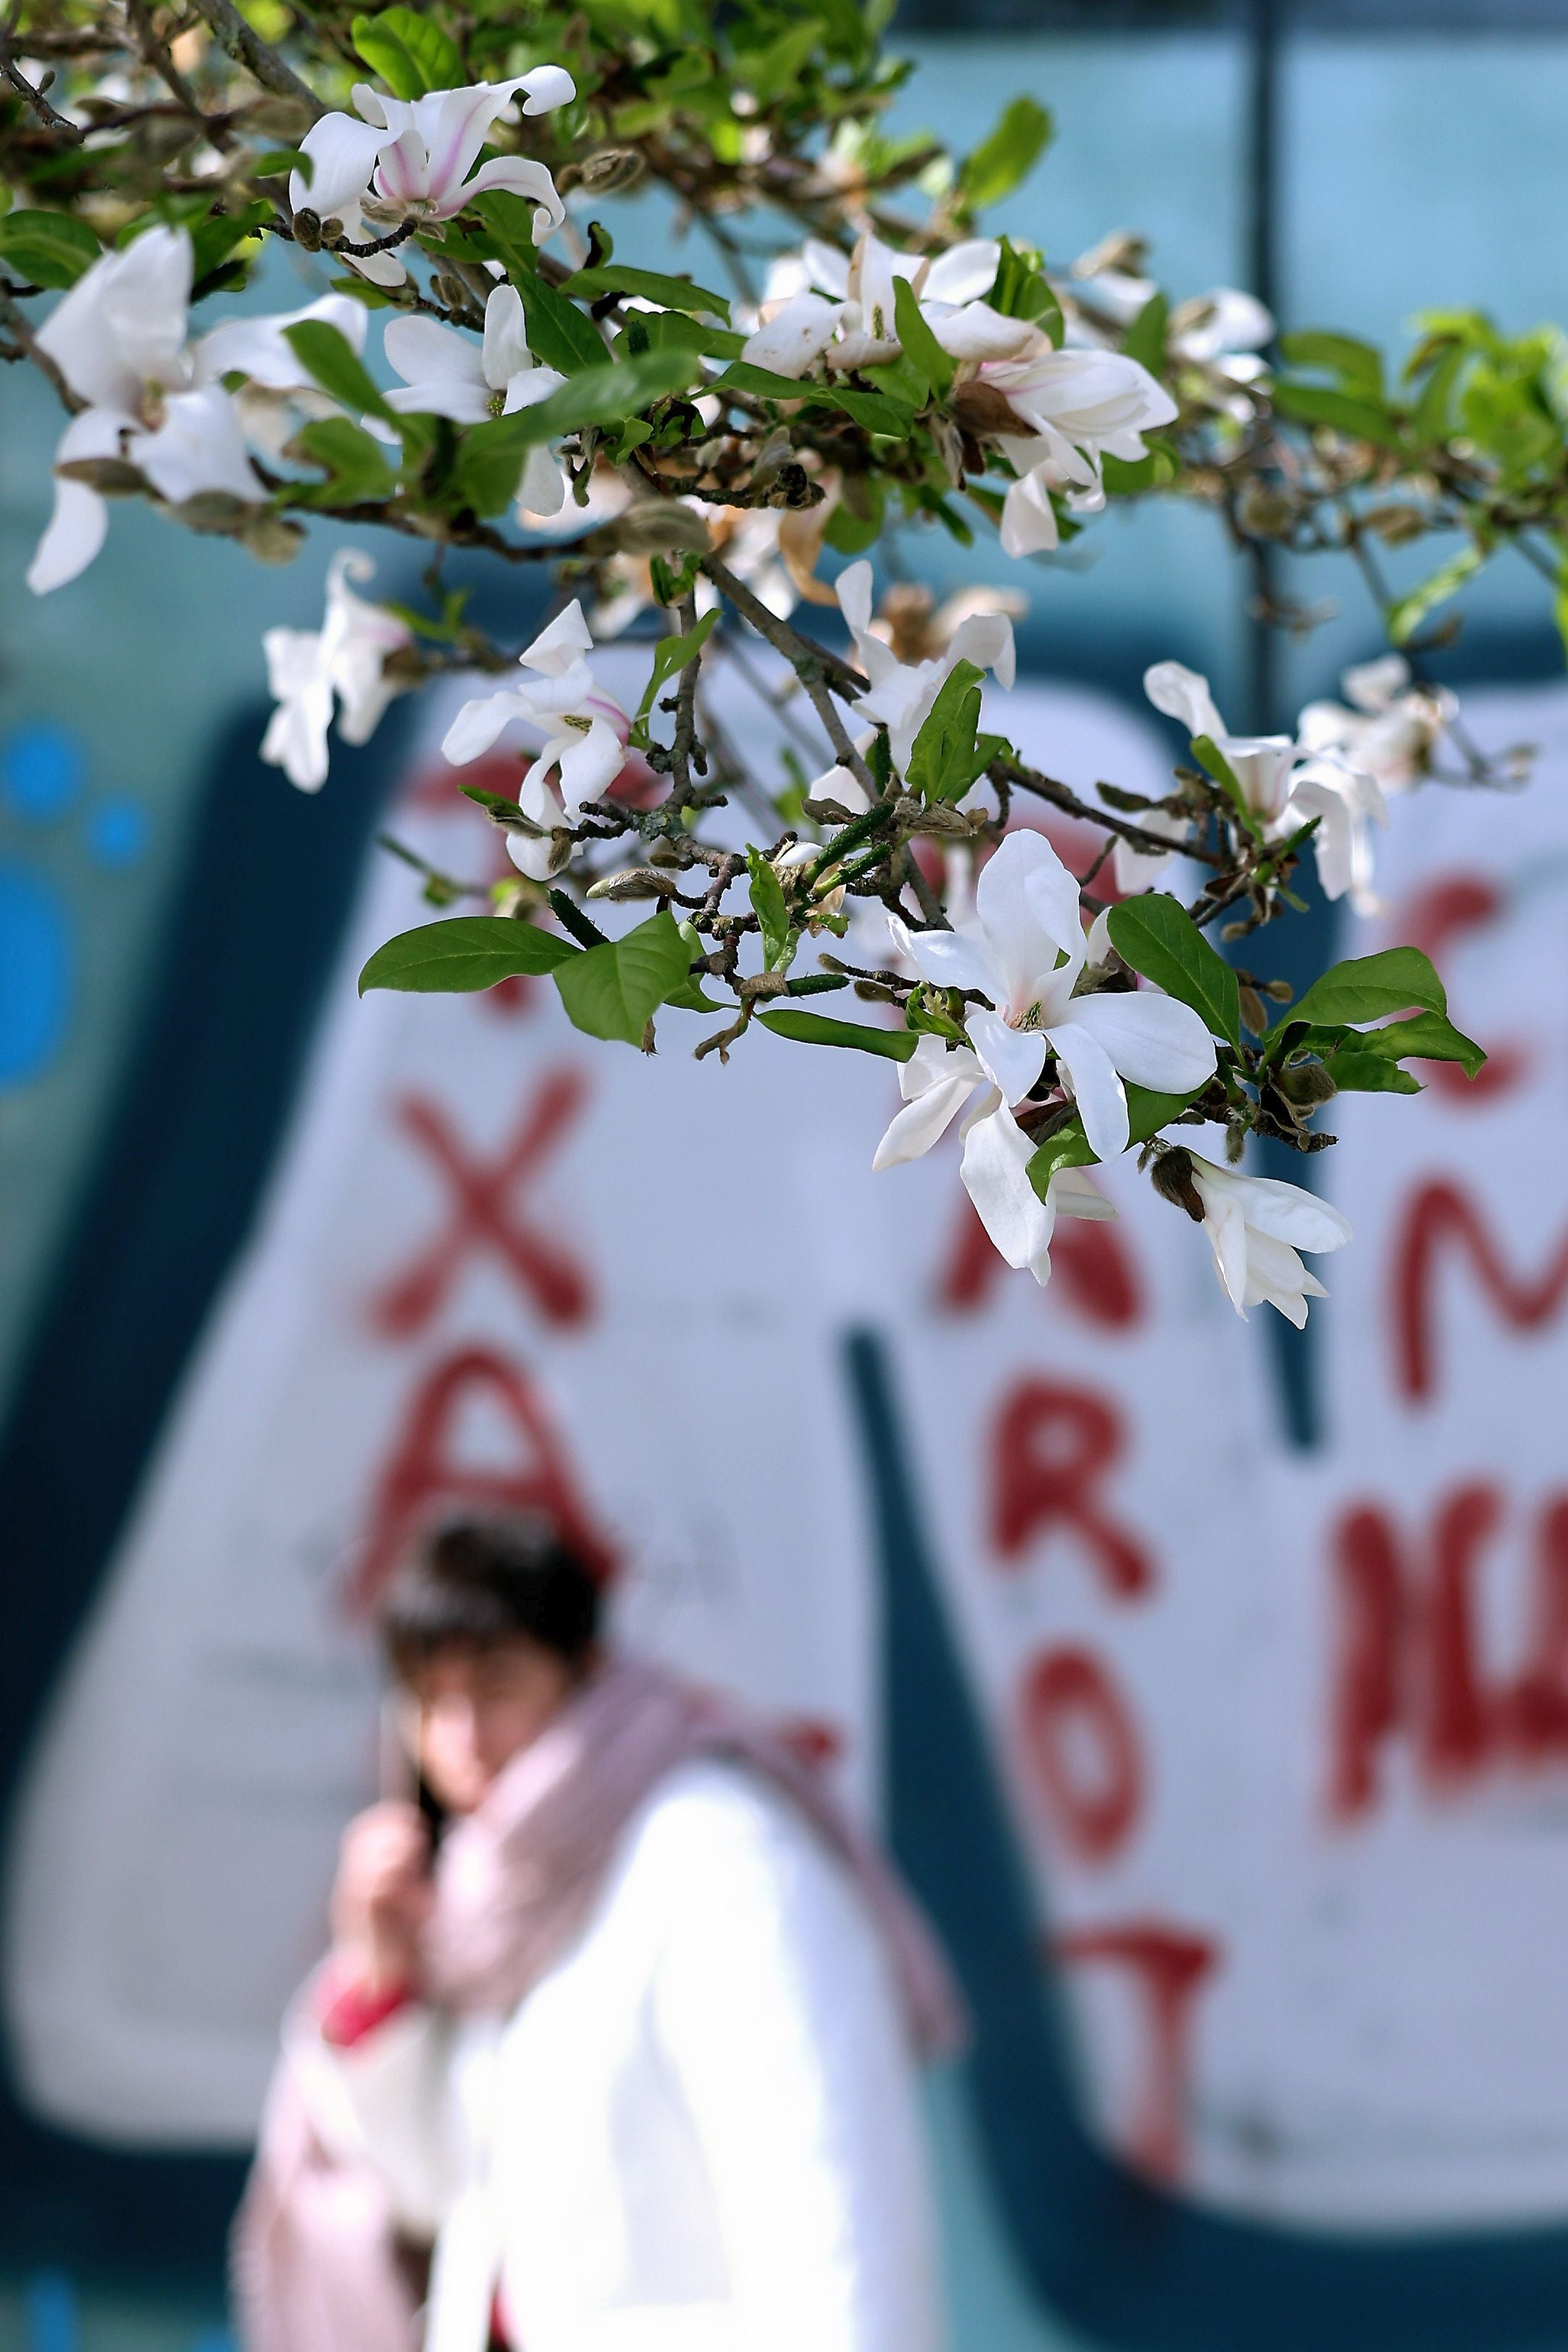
[[233, 1657, 963, 2352]]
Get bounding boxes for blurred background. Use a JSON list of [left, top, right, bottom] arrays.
[[6, 0, 1568, 2345]]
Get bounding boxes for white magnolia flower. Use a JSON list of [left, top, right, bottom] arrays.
[[835, 558, 1015, 775], [888, 827, 1217, 1165], [1182, 1152, 1352, 1327], [291, 72, 574, 285], [27, 226, 262, 595], [872, 1034, 1114, 1286], [742, 230, 1005, 378], [442, 601, 630, 873], [195, 290, 372, 460], [385, 285, 567, 515], [1168, 287, 1274, 383], [1296, 653, 1455, 796], [978, 343, 1178, 557], [1143, 659, 1388, 910], [261, 551, 412, 791]]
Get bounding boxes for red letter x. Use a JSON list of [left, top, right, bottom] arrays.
[[370, 1070, 595, 1337]]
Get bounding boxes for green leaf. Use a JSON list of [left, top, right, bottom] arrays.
[[359, 917, 577, 996], [664, 920, 722, 1012], [191, 199, 272, 283], [1278, 329, 1384, 399], [628, 308, 745, 362], [989, 238, 1061, 340], [712, 362, 914, 435], [1190, 733, 1264, 842], [634, 604, 720, 723], [0, 209, 99, 289], [519, 274, 611, 376], [284, 320, 396, 420], [1271, 379, 1406, 451], [904, 659, 996, 804], [1107, 893, 1242, 1046], [1121, 291, 1169, 378], [893, 274, 953, 401], [351, 7, 462, 99], [1025, 1116, 1096, 1201], [562, 264, 730, 322], [1125, 1082, 1203, 1142], [735, 17, 825, 103], [291, 416, 399, 505], [746, 846, 793, 970], [827, 383, 916, 436], [1283, 945, 1447, 1030], [959, 96, 1052, 211], [758, 1009, 918, 1061], [456, 352, 698, 513], [1295, 1009, 1485, 1080], [1386, 541, 1485, 645], [554, 908, 693, 1043], [251, 147, 312, 184], [1319, 1051, 1422, 1094]]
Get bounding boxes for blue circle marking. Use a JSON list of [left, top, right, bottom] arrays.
[[0, 725, 86, 825], [87, 796, 150, 869], [0, 863, 72, 1085]]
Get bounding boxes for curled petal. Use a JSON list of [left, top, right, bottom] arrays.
[[27, 405, 123, 595], [443, 690, 530, 765], [461, 154, 565, 241], [519, 64, 575, 113], [999, 467, 1059, 558], [522, 601, 594, 677], [1143, 659, 1226, 742], [959, 1105, 1056, 1284]]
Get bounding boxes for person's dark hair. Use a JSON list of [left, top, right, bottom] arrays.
[[382, 1515, 601, 1681]]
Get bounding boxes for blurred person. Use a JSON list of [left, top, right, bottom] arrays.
[[234, 1514, 960, 2352]]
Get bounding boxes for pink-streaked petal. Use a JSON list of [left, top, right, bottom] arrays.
[[459, 155, 564, 240]]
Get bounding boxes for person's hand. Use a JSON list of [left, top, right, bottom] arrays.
[[329, 1802, 434, 1995]]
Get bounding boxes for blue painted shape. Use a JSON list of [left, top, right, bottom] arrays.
[[87, 795, 151, 869], [0, 864, 72, 1085], [189, 2331, 238, 2351], [23, 2271, 80, 2352], [1, 725, 86, 825]]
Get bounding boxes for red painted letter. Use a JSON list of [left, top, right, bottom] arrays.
[[991, 1380, 1154, 1595]]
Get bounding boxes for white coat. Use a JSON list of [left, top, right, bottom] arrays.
[[290, 1756, 941, 2352]]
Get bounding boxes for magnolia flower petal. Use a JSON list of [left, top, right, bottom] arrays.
[[803, 238, 851, 301], [385, 310, 486, 391], [260, 625, 334, 791], [928, 300, 1039, 362], [1062, 988, 1217, 1096], [292, 110, 391, 221], [872, 1072, 980, 1168], [506, 826, 564, 882], [518, 63, 575, 113], [959, 1104, 1056, 1284], [462, 154, 565, 241], [947, 608, 1016, 691], [1197, 1181, 1251, 1313], [1143, 659, 1226, 741], [554, 714, 627, 818], [483, 283, 533, 388], [920, 238, 1002, 306], [1343, 652, 1409, 713], [1189, 1159, 1352, 1255], [519, 441, 567, 517], [1049, 1166, 1118, 1222], [975, 827, 1083, 987], [835, 557, 875, 640], [133, 385, 260, 504], [741, 293, 843, 379], [501, 363, 568, 414], [443, 690, 530, 764], [1044, 1019, 1129, 1162], [26, 404, 124, 595], [999, 467, 1059, 559], [965, 1006, 1048, 1106], [896, 920, 998, 1000], [196, 291, 368, 388], [522, 600, 594, 677]]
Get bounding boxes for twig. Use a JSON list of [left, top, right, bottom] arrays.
[[185, 0, 322, 116], [1, 41, 84, 137], [0, 283, 86, 411], [125, 0, 230, 148], [667, 596, 703, 808], [701, 551, 877, 797], [991, 754, 1217, 864]]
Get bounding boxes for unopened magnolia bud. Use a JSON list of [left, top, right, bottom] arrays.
[[1150, 1148, 1206, 1223], [586, 868, 672, 901], [1239, 983, 1267, 1036], [242, 512, 307, 564], [605, 501, 711, 555], [1278, 1061, 1338, 1107], [174, 490, 255, 533], [56, 456, 146, 497], [291, 206, 323, 251], [577, 148, 643, 194]]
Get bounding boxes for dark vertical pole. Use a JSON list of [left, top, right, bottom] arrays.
[[1244, 0, 1282, 735]]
